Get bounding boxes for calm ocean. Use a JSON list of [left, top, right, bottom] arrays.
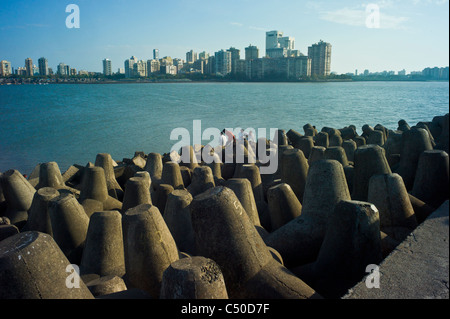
[[0, 81, 448, 175]]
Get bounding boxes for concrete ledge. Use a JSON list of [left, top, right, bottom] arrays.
[[344, 200, 449, 299]]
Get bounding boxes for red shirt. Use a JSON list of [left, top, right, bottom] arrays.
[[225, 130, 236, 143]]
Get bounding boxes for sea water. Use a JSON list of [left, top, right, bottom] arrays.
[[0, 81, 448, 174]]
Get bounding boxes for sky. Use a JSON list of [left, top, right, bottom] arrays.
[[0, 0, 448, 74]]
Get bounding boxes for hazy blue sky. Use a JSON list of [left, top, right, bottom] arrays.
[[1, 0, 448, 74]]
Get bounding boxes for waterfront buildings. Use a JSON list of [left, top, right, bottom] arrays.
[[125, 56, 138, 78], [308, 40, 332, 76], [0, 60, 12, 76], [38, 57, 49, 76], [103, 58, 112, 76], [147, 59, 160, 74], [25, 58, 33, 77], [134, 60, 147, 77], [227, 47, 240, 74], [199, 51, 209, 60], [186, 50, 198, 64], [214, 49, 232, 76], [245, 45, 259, 61], [265, 31, 295, 58], [153, 49, 159, 60], [57, 63, 67, 76]]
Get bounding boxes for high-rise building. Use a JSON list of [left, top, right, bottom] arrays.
[[134, 60, 148, 77], [38, 57, 49, 76], [186, 50, 198, 64], [0, 60, 12, 76], [199, 51, 209, 60], [214, 50, 232, 75], [25, 58, 33, 77], [103, 58, 112, 76], [153, 49, 159, 60], [245, 45, 259, 61], [57, 63, 67, 76], [266, 31, 283, 51], [266, 31, 294, 58], [279, 36, 295, 51], [147, 59, 160, 74], [64, 65, 70, 76], [308, 40, 332, 76], [227, 47, 240, 73], [125, 56, 137, 78]]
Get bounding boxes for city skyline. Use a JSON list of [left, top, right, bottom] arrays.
[[0, 0, 448, 75]]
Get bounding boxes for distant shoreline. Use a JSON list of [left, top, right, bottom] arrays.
[[1, 78, 449, 85]]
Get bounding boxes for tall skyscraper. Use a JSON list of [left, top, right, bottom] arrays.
[[214, 50, 232, 75], [125, 56, 137, 78], [57, 63, 67, 76], [134, 60, 148, 77], [25, 58, 33, 77], [199, 51, 209, 60], [245, 45, 259, 61], [265, 31, 295, 58], [227, 47, 240, 73], [308, 40, 332, 76], [0, 60, 12, 76], [38, 57, 49, 76], [186, 50, 198, 63], [153, 49, 159, 60], [103, 58, 112, 76]]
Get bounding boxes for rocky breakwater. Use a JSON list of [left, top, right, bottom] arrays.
[[0, 113, 448, 299]]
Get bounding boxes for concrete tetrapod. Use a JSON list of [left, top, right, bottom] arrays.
[[224, 178, 261, 227], [79, 166, 122, 211], [297, 137, 315, 159], [0, 231, 94, 299], [86, 275, 127, 297], [153, 183, 174, 215], [48, 193, 90, 264], [122, 204, 179, 299], [190, 186, 320, 299], [395, 127, 433, 190], [237, 164, 265, 205], [411, 150, 449, 209], [35, 162, 65, 190], [160, 256, 229, 299], [286, 129, 304, 149], [324, 146, 350, 167], [292, 201, 382, 299], [267, 183, 302, 231], [308, 146, 326, 165], [163, 189, 196, 255], [95, 153, 124, 201], [265, 159, 351, 267], [368, 173, 418, 242], [134, 171, 152, 193], [280, 148, 309, 204], [144, 152, 163, 183], [22, 187, 60, 236], [274, 145, 293, 179], [187, 166, 215, 197], [315, 131, 329, 148], [80, 211, 126, 278], [179, 145, 199, 171], [0, 169, 36, 227], [179, 166, 192, 188], [352, 144, 392, 201], [161, 161, 185, 190], [121, 176, 152, 213], [342, 140, 357, 163]]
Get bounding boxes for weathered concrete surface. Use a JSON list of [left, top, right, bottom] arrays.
[[344, 200, 449, 299]]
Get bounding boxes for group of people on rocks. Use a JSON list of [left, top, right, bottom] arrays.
[[220, 129, 256, 147]]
